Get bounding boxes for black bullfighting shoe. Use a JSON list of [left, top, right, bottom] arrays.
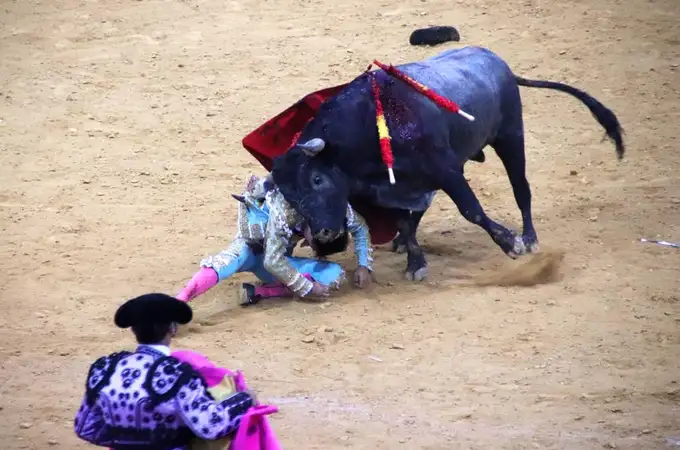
[[239, 283, 261, 307]]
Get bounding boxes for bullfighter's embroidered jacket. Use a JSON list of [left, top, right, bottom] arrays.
[[199, 175, 373, 297], [74, 345, 253, 449]]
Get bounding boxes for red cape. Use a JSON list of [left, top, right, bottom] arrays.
[[242, 84, 399, 245]]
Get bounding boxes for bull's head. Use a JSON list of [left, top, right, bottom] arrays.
[[272, 137, 350, 243]]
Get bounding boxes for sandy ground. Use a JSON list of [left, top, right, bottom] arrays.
[[1, 0, 679, 448]]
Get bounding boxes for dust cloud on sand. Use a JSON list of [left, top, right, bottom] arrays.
[[472, 249, 566, 287]]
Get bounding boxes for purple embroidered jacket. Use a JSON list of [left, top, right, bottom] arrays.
[[74, 346, 253, 449]]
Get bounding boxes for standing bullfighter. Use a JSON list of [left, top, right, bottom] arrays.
[[74, 293, 256, 448]]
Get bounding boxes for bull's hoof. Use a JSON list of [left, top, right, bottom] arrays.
[[505, 235, 541, 259], [523, 234, 539, 254], [505, 235, 527, 259], [405, 267, 428, 282], [526, 241, 540, 254]]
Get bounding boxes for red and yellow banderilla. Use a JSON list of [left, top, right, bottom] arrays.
[[369, 59, 475, 184]]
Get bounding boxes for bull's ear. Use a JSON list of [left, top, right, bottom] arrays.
[[298, 138, 325, 157], [232, 194, 246, 203]]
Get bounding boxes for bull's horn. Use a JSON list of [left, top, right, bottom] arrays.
[[298, 138, 325, 156]]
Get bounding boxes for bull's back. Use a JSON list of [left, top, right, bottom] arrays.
[[395, 47, 517, 150], [400, 46, 514, 105]]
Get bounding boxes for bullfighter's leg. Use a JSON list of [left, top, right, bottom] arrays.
[[392, 210, 425, 254], [396, 209, 428, 281], [239, 254, 346, 305], [432, 154, 526, 258], [250, 254, 345, 288], [491, 132, 539, 253], [240, 274, 315, 306], [176, 238, 253, 302]]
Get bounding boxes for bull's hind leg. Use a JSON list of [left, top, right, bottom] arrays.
[[392, 210, 425, 254], [393, 156, 481, 253], [395, 209, 428, 281], [431, 153, 527, 258], [491, 129, 539, 253]]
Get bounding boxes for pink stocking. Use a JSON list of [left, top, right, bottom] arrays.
[[254, 273, 314, 299], [254, 284, 292, 298], [176, 267, 219, 302]]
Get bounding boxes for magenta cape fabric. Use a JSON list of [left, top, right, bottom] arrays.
[[172, 349, 283, 450]]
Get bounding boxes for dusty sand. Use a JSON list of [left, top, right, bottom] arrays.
[[1, 0, 679, 448]]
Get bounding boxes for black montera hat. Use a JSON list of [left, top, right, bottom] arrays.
[[114, 293, 193, 329]]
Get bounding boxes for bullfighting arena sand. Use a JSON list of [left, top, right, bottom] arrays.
[[1, 0, 679, 448]]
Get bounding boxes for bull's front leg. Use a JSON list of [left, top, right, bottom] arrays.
[[392, 191, 436, 254], [395, 209, 428, 281], [392, 209, 425, 254]]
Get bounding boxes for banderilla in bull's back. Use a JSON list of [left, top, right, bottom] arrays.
[[367, 59, 476, 185]]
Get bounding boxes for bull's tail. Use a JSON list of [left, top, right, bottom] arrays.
[[515, 76, 624, 160]]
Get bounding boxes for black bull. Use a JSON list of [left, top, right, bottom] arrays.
[[271, 46, 624, 281]]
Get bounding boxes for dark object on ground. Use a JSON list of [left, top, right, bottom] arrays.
[[239, 283, 260, 306], [409, 26, 460, 46]]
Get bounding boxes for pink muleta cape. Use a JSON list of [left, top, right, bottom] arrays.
[[172, 349, 283, 450]]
